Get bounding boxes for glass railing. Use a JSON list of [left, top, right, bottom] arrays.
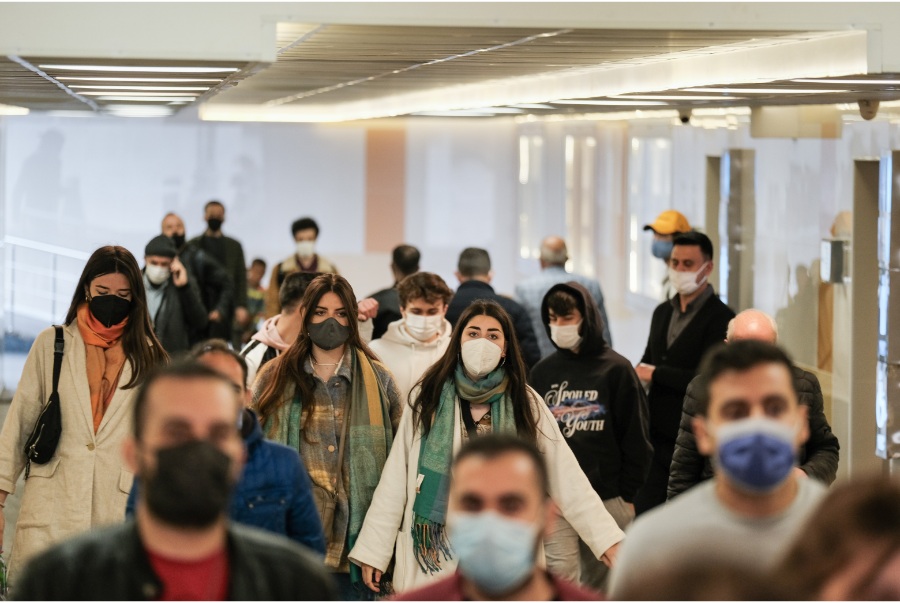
[[2, 236, 89, 394]]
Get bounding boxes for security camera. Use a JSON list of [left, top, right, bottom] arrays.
[[858, 99, 880, 120], [678, 108, 692, 125]]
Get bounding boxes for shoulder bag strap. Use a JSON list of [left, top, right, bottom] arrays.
[[51, 325, 64, 394]]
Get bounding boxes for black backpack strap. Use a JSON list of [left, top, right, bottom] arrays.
[[240, 339, 262, 358], [51, 325, 64, 395]]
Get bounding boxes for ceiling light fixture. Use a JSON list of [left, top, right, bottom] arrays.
[[552, 99, 669, 106], [57, 77, 224, 83], [39, 64, 239, 73], [69, 85, 211, 92], [610, 94, 742, 101], [682, 87, 847, 94], [81, 91, 198, 97], [793, 78, 900, 85], [0, 103, 29, 116], [509, 103, 557, 109], [96, 95, 197, 102]]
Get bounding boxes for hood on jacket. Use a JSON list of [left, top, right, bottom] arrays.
[[380, 316, 452, 348], [252, 314, 290, 351], [540, 281, 608, 357]]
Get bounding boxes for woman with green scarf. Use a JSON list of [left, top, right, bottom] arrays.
[[349, 300, 625, 594], [253, 274, 401, 600]]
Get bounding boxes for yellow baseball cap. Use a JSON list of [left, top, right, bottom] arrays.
[[643, 210, 691, 235]]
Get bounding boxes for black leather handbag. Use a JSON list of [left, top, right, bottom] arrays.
[[23, 326, 64, 479]]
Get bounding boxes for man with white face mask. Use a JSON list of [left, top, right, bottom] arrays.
[[264, 216, 339, 318], [633, 231, 734, 515], [529, 282, 651, 589], [143, 235, 208, 354], [369, 272, 454, 403], [609, 340, 826, 598], [394, 435, 602, 601]]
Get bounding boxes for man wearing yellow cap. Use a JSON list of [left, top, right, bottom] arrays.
[[643, 210, 691, 262]]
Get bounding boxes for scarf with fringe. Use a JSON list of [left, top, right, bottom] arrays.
[[411, 365, 515, 574]]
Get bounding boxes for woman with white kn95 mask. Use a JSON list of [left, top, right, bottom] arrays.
[[349, 300, 625, 596]]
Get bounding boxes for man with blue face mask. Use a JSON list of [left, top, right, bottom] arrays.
[[394, 435, 601, 601], [609, 340, 826, 599]]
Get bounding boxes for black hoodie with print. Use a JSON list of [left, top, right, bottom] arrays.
[[528, 282, 652, 502]]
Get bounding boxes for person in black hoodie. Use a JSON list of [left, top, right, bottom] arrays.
[[529, 282, 652, 590]]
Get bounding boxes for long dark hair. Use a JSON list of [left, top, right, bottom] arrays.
[[255, 273, 375, 432], [411, 300, 537, 443], [65, 245, 168, 388]]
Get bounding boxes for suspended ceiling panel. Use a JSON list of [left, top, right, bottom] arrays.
[[208, 23, 812, 108]]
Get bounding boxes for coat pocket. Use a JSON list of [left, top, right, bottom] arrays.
[[118, 468, 134, 494], [26, 456, 60, 479]]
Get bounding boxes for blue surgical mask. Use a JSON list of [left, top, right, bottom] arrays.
[[448, 511, 538, 595], [713, 417, 797, 493], [651, 239, 674, 259]]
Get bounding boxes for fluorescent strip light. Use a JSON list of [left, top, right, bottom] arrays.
[[610, 94, 742, 100], [39, 64, 239, 74], [412, 110, 496, 117], [510, 103, 557, 109], [70, 85, 210, 91], [0, 103, 29, 116], [468, 107, 525, 114], [97, 95, 196, 102], [682, 87, 847, 94], [82, 91, 198, 97], [794, 78, 900, 85], [553, 99, 669, 106], [58, 77, 223, 83]]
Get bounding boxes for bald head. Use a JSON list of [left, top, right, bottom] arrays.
[[726, 309, 778, 344], [540, 236, 568, 267], [161, 213, 185, 237]]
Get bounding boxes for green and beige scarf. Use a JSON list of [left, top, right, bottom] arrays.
[[411, 365, 516, 574]]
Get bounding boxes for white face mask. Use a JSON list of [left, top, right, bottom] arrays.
[[404, 313, 443, 342], [550, 321, 582, 350], [296, 240, 316, 258], [668, 262, 709, 296], [461, 338, 503, 378], [145, 264, 171, 286]]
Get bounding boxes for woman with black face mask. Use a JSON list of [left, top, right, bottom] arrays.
[[0, 245, 168, 581], [253, 273, 401, 600]]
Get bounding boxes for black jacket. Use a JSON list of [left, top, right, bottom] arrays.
[[369, 284, 401, 340], [179, 244, 234, 321], [668, 365, 840, 499], [14, 521, 337, 601], [640, 289, 735, 445], [529, 282, 652, 501], [446, 280, 541, 367], [145, 272, 208, 355], [186, 233, 248, 310]]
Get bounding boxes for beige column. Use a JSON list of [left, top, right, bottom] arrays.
[[365, 127, 406, 253]]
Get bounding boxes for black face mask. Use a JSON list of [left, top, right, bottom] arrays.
[[170, 233, 186, 249], [142, 440, 234, 528], [88, 294, 131, 328], [307, 317, 351, 351], [207, 218, 223, 233]]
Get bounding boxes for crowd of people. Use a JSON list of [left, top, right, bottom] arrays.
[[0, 201, 895, 601]]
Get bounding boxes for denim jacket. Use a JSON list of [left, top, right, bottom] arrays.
[[127, 410, 326, 555]]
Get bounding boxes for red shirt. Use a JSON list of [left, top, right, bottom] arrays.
[[146, 547, 230, 601]]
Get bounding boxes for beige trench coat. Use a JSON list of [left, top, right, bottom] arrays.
[[0, 323, 136, 579]]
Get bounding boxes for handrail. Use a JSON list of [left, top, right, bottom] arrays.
[[2, 236, 90, 261]]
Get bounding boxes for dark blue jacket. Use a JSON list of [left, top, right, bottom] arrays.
[[127, 410, 326, 555]]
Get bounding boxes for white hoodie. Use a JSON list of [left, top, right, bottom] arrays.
[[368, 317, 452, 405]]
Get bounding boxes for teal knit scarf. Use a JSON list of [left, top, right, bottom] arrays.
[[411, 365, 516, 574]]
